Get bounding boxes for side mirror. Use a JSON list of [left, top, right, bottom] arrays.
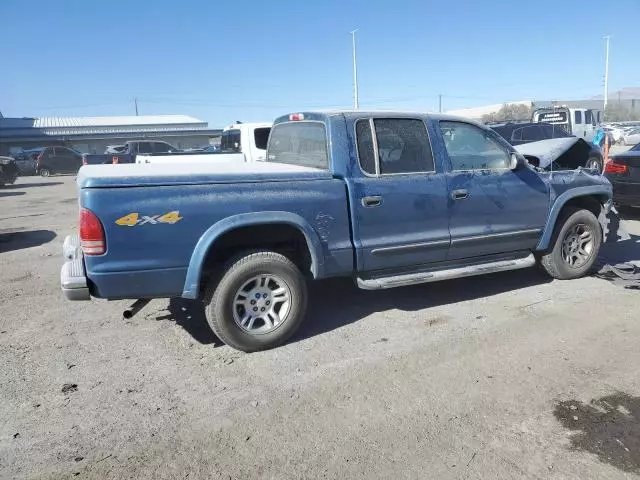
[[510, 153, 527, 170]]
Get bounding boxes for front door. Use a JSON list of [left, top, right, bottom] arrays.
[[438, 120, 550, 261], [348, 117, 450, 273]]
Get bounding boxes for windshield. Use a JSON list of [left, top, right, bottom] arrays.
[[266, 121, 328, 169]]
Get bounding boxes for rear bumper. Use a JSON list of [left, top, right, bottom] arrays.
[[60, 234, 91, 301]]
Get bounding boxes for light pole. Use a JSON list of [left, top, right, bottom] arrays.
[[603, 35, 610, 113], [350, 29, 359, 109]]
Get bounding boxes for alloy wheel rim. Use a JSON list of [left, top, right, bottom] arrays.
[[232, 274, 292, 334], [561, 223, 594, 268]]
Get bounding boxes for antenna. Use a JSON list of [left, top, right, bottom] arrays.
[[603, 35, 610, 114], [134, 98, 139, 116], [350, 29, 359, 110]]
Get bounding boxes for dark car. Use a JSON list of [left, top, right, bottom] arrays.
[[604, 143, 640, 209], [489, 122, 604, 172], [0, 156, 20, 186], [36, 146, 83, 176], [12, 148, 43, 175]]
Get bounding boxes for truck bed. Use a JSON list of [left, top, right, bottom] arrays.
[[77, 161, 352, 299], [77, 162, 331, 188]]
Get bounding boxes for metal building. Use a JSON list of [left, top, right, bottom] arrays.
[[0, 114, 222, 156]]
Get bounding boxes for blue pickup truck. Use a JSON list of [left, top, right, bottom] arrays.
[[61, 111, 612, 352]]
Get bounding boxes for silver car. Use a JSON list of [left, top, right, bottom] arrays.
[[623, 128, 640, 146]]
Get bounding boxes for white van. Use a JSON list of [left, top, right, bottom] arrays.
[[136, 122, 272, 165], [531, 106, 602, 142]]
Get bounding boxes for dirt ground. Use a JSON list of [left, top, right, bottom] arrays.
[[1, 175, 639, 479]]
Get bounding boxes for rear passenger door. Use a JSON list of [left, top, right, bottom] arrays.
[[349, 117, 450, 273]]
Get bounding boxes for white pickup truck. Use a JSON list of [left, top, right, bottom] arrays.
[[136, 122, 272, 165]]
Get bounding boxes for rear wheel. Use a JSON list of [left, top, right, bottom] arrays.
[[39, 167, 51, 177], [204, 250, 308, 352], [540, 207, 602, 280]]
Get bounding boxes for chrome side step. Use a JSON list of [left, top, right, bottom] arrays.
[[356, 253, 536, 290]]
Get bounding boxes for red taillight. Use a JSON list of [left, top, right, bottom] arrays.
[[36, 151, 43, 165], [289, 113, 305, 121], [82, 155, 87, 166], [79, 208, 105, 255], [604, 160, 629, 174]]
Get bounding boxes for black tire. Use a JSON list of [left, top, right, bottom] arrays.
[[39, 167, 51, 177], [586, 156, 603, 173], [204, 250, 308, 352], [539, 207, 602, 280]]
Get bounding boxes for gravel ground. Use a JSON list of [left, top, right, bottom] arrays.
[[1, 175, 639, 480]]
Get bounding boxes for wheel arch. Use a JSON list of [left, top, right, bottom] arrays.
[[181, 212, 324, 299], [537, 186, 611, 251]]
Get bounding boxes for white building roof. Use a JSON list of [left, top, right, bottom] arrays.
[[32, 114, 206, 128]]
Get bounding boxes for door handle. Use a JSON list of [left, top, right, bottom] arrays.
[[361, 195, 382, 207], [451, 189, 468, 200]]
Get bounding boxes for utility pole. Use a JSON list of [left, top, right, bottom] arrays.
[[350, 29, 359, 110], [134, 97, 139, 116], [438, 94, 442, 113], [603, 35, 610, 112]]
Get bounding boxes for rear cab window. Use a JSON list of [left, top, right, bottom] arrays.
[[221, 130, 241, 152], [355, 118, 434, 175], [254, 127, 271, 151], [266, 121, 328, 169]]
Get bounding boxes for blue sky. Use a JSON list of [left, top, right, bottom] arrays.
[[2, 0, 639, 126]]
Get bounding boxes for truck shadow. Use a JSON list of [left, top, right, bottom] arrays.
[[295, 269, 551, 343], [0, 229, 57, 254], [600, 210, 640, 265], [158, 268, 552, 347], [0, 191, 26, 197]]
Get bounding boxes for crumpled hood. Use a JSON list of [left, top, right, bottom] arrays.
[[515, 137, 593, 170]]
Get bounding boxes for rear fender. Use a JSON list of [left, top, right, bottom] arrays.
[[181, 211, 324, 299], [536, 185, 612, 251]]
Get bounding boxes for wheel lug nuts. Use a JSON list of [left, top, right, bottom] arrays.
[[253, 307, 258, 312], [250, 300, 256, 305], [255, 293, 261, 299], [263, 293, 268, 298], [261, 307, 265, 312], [266, 301, 270, 305]]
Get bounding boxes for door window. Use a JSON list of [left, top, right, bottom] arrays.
[[440, 121, 511, 170], [355, 118, 434, 175], [574, 111, 583, 124], [137, 142, 153, 154], [511, 128, 523, 142], [153, 142, 173, 153], [520, 126, 545, 142], [254, 127, 271, 151]]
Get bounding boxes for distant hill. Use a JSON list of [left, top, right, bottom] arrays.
[[591, 87, 640, 100]]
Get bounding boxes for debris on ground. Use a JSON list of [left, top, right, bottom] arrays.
[[62, 383, 78, 394]]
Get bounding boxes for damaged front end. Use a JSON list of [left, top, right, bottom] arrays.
[[515, 137, 600, 171]]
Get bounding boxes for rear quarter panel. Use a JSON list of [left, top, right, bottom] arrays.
[[81, 179, 352, 299]]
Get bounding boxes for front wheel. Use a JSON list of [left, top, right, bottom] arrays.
[[204, 250, 308, 352], [539, 207, 602, 280], [39, 167, 51, 177], [586, 156, 603, 173]]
